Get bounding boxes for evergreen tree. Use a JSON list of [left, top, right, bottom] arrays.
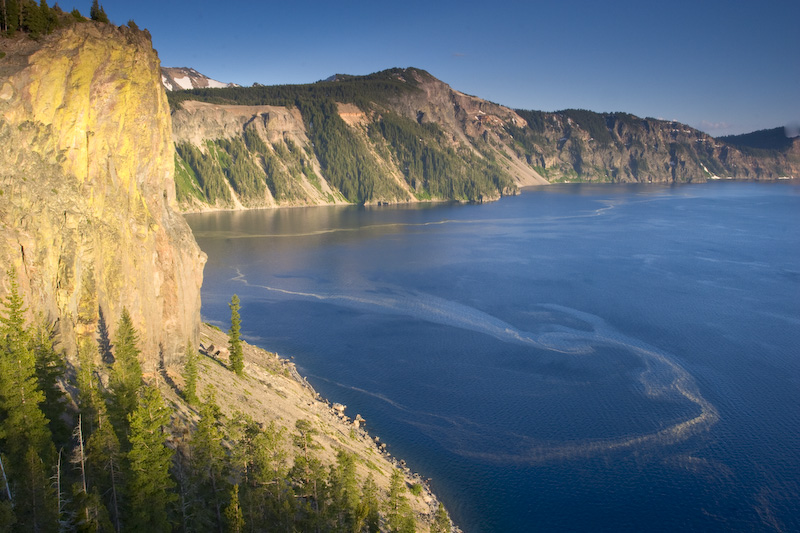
[[230, 414, 294, 529], [70, 485, 113, 533], [21, 0, 45, 37], [125, 385, 175, 531], [328, 450, 361, 531], [0, 499, 16, 531], [0, 269, 57, 531], [188, 389, 228, 530], [291, 419, 327, 529], [76, 338, 103, 437], [386, 469, 414, 533], [228, 295, 243, 376], [39, 0, 58, 34], [361, 474, 381, 533], [0, 271, 52, 461], [223, 484, 244, 533], [89, 0, 107, 23], [182, 340, 198, 405], [84, 406, 122, 532], [30, 319, 68, 445], [19, 446, 58, 532], [107, 308, 142, 444], [431, 502, 452, 533]]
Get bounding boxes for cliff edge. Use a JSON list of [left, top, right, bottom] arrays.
[[0, 23, 205, 364]]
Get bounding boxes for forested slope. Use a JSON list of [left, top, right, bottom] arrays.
[[0, 279, 452, 531], [169, 69, 799, 211]]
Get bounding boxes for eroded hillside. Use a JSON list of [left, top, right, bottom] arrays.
[[168, 68, 798, 212]]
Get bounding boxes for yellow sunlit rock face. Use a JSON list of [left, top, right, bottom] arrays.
[[0, 22, 205, 366]]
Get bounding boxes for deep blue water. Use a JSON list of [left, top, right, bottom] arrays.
[[187, 182, 800, 532]]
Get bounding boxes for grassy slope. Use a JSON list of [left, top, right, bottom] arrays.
[[161, 323, 448, 531]]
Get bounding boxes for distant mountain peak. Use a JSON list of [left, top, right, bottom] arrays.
[[161, 67, 238, 91]]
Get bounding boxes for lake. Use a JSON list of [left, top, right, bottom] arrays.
[[186, 182, 800, 532]]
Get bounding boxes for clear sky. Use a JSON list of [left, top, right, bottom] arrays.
[[94, 0, 798, 137]]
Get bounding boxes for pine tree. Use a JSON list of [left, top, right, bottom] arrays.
[[0, 499, 15, 531], [182, 340, 198, 405], [431, 502, 452, 533], [125, 385, 175, 531], [85, 406, 122, 532], [76, 338, 103, 437], [230, 414, 293, 529], [228, 295, 244, 376], [189, 389, 228, 530], [19, 445, 58, 532], [30, 319, 68, 446], [386, 469, 414, 533], [0, 269, 57, 530], [8, 0, 20, 34], [291, 419, 327, 529], [224, 484, 244, 533], [89, 0, 107, 23], [107, 308, 142, 444], [21, 0, 45, 37], [328, 450, 361, 531], [361, 474, 380, 533], [39, 0, 58, 34]]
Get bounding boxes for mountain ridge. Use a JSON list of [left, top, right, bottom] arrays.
[[167, 67, 799, 211], [161, 66, 238, 91], [718, 126, 800, 152]]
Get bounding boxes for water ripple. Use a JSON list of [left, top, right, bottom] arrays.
[[234, 269, 719, 463]]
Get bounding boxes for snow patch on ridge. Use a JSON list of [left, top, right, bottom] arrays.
[[172, 75, 194, 90], [161, 67, 238, 91]]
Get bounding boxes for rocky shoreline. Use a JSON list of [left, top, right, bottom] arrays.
[[164, 323, 458, 531]]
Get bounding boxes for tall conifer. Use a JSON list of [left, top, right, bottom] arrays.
[[89, 0, 107, 23], [125, 386, 175, 531], [108, 308, 142, 443], [189, 389, 228, 529], [386, 469, 414, 533], [224, 484, 244, 533], [85, 408, 122, 532], [30, 319, 68, 445], [0, 269, 57, 531], [182, 340, 198, 404], [228, 295, 244, 376]]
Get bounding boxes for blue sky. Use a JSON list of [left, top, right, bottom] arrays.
[[94, 0, 798, 136]]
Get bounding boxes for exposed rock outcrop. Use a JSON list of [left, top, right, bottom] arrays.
[[0, 23, 205, 365], [161, 66, 236, 91], [168, 67, 797, 212], [508, 110, 800, 183], [171, 100, 348, 209]]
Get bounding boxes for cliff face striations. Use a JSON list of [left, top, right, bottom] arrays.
[[167, 68, 798, 211], [0, 23, 205, 364]]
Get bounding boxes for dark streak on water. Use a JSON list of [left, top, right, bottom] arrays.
[[187, 182, 800, 532]]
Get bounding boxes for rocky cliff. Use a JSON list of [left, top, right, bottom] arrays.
[[0, 23, 205, 364], [172, 100, 348, 209], [168, 68, 798, 211], [168, 68, 538, 210], [510, 109, 800, 182]]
